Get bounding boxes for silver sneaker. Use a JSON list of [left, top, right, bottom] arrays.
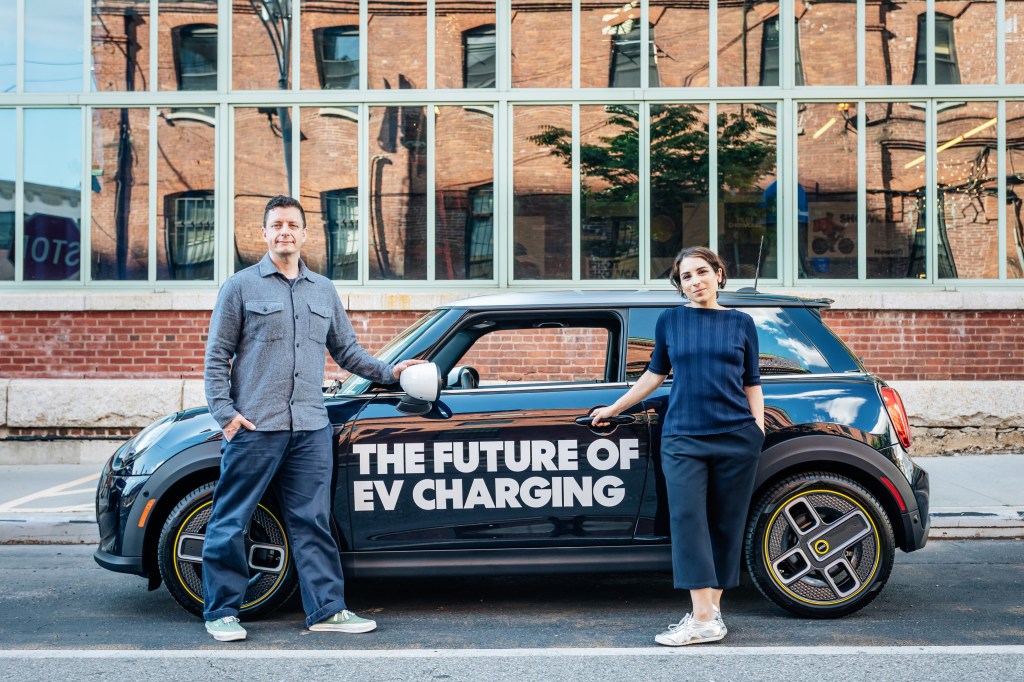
[[712, 606, 727, 636], [654, 613, 726, 646]]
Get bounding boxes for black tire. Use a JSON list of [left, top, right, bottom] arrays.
[[744, 471, 895, 618], [156, 482, 297, 619]]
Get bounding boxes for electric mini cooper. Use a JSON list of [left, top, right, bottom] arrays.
[[95, 290, 929, 619]]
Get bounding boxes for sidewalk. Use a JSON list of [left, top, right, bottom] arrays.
[[0, 456, 1022, 544]]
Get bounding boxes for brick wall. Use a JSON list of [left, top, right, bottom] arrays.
[[2, 308, 1022, 382]]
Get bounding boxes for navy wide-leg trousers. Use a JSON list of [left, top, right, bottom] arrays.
[[661, 422, 764, 590], [202, 425, 348, 627]]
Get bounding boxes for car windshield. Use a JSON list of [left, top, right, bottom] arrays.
[[338, 309, 445, 395]]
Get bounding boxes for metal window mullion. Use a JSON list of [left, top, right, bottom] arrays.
[[426, 103, 436, 280], [998, 0, 1006, 86], [572, 103, 580, 280], [926, 2, 935, 87], [220, 0, 230, 93], [780, 98, 792, 286], [926, 99, 936, 282], [357, 103, 368, 283], [148, 106, 157, 281], [82, 104, 91, 284], [15, 0, 23, 93], [359, 1, 368, 91], [856, 0, 864, 87], [708, 101, 718, 252], [219, 104, 230, 282], [150, 0, 158, 92], [998, 99, 1007, 280], [640, 2, 649, 90], [496, 0, 510, 91], [14, 107, 23, 281], [780, 0, 793, 90], [291, 104, 300, 197], [639, 100, 650, 284], [494, 98, 505, 286], [292, 0, 301, 91], [709, 1, 717, 89], [427, 0, 435, 90], [857, 101, 866, 280], [82, 0, 90, 93], [572, 0, 580, 89]]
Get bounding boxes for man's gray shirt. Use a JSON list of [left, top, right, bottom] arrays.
[[204, 253, 395, 431]]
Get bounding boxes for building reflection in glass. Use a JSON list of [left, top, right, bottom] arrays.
[[1005, 102, 1024, 278], [91, 0, 150, 93], [650, 0, 709, 87], [511, 0, 571, 88], [0, 108, 14, 280], [368, 0, 427, 90]]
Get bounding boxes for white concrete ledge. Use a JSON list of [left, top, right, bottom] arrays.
[[3, 288, 1024, 312], [889, 381, 1024, 429]]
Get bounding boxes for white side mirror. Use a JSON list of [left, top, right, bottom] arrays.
[[397, 362, 442, 414]]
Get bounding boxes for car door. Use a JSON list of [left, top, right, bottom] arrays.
[[344, 309, 653, 552]]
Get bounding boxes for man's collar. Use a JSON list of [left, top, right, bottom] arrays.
[[258, 253, 313, 281]]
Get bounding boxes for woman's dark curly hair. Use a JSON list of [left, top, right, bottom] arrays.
[[668, 246, 728, 296]]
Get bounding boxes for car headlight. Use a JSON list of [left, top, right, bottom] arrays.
[[111, 415, 176, 473]]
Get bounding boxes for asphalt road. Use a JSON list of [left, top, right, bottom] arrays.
[[0, 541, 1021, 680]]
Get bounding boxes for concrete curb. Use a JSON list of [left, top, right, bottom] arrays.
[[1, 509, 1021, 545]]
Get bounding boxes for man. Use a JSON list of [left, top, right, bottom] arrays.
[[202, 195, 422, 642]]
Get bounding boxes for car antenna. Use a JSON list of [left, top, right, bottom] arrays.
[[738, 234, 765, 294]]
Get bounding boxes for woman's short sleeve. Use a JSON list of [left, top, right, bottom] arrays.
[[742, 313, 761, 387], [647, 309, 672, 376]]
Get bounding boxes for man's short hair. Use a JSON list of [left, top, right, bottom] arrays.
[[263, 195, 306, 229]]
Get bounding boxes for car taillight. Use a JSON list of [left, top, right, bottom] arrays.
[[881, 386, 912, 449]]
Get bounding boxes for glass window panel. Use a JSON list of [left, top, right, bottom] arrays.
[[24, 109, 82, 282], [0, 0, 16, 93], [301, 1, 359, 91], [233, 0, 290, 90], [435, 106, 494, 280], [867, 2, 926, 86], [91, 108, 150, 280], [26, 0, 84, 92], [512, 105, 572, 280], [864, 102, 926, 279], [234, 107, 292, 270], [1009, 3, 1024, 84], [511, 0, 571, 88], [798, 102, 858, 279], [1007, 102, 1024, 278], [650, 103, 709, 280], [911, 14, 967, 85], [368, 0, 427, 90], [934, 102, 998, 279], [91, 1, 150, 92], [718, 1, 778, 87], [796, 0, 854, 86], [717, 104, 778, 279], [650, 0, 709, 87], [157, 108, 215, 280], [436, 2, 496, 89], [581, 1, 655, 88], [580, 104, 639, 280], [949, 3, 995, 85], [299, 106, 360, 279], [0, 109, 14, 280], [159, 0, 218, 92], [368, 105, 427, 279]]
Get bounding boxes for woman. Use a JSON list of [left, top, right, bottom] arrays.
[[591, 246, 764, 646]]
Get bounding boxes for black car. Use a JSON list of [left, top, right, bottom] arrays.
[[95, 290, 929, 619]]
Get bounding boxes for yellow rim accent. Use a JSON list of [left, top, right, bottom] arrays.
[[814, 539, 830, 555], [762, 488, 881, 607], [173, 501, 290, 610]]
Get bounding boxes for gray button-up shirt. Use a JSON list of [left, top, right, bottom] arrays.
[[204, 253, 395, 431]]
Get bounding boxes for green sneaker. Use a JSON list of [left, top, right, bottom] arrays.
[[205, 616, 246, 642], [309, 609, 377, 633]]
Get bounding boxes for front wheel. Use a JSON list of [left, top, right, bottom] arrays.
[[744, 472, 895, 618], [156, 482, 297, 619]]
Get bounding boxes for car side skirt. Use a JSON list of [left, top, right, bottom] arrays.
[[342, 545, 673, 578]]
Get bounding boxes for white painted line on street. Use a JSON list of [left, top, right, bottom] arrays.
[[1, 646, 1022, 659], [0, 473, 100, 513], [0, 504, 95, 513]]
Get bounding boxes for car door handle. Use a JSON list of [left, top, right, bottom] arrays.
[[574, 414, 636, 426]]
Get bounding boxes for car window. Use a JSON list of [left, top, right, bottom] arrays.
[[455, 327, 610, 386], [626, 306, 831, 380]]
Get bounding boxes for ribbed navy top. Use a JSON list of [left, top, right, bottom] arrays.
[[648, 305, 761, 436]]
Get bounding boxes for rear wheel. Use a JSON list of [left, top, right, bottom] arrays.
[[156, 482, 297, 619], [744, 472, 895, 618]]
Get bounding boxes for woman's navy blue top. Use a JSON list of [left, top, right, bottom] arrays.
[[647, 305, 761, 436]]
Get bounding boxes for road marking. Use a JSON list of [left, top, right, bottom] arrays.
[[0, 474, 100, 513], [1, 646, 1022, 659]]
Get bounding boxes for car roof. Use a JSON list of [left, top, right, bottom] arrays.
[[444, 290, 833, 310]]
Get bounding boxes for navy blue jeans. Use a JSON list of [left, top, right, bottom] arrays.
[[202, 425, 348, 627], [661, 422, 764, 590]]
